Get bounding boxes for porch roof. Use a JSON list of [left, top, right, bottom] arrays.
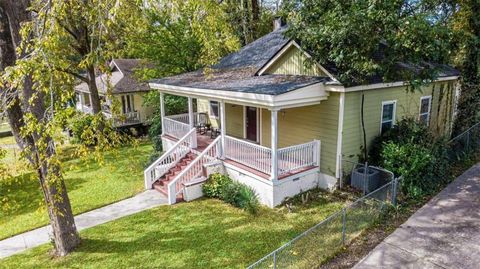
[[149, 67, 330, 96]]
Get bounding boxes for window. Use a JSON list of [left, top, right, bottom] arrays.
[[419, 96, 432, 125], [209, 101, 219, 118], [381, 101, 396, 134], [121, 94, 135, 113]]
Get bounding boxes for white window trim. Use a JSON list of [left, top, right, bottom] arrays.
[[243, 106, 261, 143], [380, 100, 397, 134], [419, 95, 432, 126], [209, 100, 219, 119]]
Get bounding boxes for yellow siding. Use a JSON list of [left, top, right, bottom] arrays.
[[197, 98, 219, 127], [225, 104, 244, 138], [342, 82, 456, 164], [264, 46, 327, 76], [196, 99, 244, 137], [114, 93, 154, 122], [262, 93, 341, 177]]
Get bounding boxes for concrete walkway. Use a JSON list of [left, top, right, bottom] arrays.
[[354, 163, 480, 269], [0, 190, 167, 259]]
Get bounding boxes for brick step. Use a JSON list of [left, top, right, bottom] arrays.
[[152, 151, 198, 201]]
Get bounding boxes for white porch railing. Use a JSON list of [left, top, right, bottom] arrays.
[[224, 136, 320, 177], [224, 136, 272, 175], [163, 117, 191, 139], [166, 112, 209, 127], [167, 136, 221, 204], [278, 140, 321, 176], [144, 128, 196, 189]]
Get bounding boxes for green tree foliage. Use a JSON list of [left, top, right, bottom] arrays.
[[124, 0, 240, 79], [284, 0, 453, 86], [450, 0, 480, 133], [222, 0, 281, 45]]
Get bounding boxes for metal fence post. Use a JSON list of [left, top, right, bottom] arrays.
[[466, 131, 471, 153], [363, 162, 368, 195], [273, 251, 277, 269], [342, 208, 346, 245], [391, 178, 397, 207]]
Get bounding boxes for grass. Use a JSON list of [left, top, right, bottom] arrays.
[[0, 193, 346, 269], [0, 139, 153, 240]]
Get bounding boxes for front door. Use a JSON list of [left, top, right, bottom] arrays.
[[246, 106, 257, 142]]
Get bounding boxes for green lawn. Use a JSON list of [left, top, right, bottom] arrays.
[[0, 140, 153, 240], [0, 194, 346, 269]]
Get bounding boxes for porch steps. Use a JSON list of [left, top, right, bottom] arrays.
[[152, 152, 198, 201]]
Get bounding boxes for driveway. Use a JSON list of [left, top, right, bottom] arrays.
[[354, 163, 480, 269]]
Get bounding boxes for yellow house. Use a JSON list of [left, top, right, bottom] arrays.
[[145, 26, 460, 207], [74, 59, 154, 128]]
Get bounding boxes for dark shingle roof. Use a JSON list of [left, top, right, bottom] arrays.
[[151, 67, 329, 95], [214, 26, 290, 70], [75, 59, 150, 94]]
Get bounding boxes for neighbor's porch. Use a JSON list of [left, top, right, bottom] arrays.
[[159, 93, 321, 180]]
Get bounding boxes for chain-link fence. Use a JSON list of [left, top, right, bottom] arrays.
[[247, 177, 402, 269], [247, 123, 479, 269], [448, 122, 480, 160]]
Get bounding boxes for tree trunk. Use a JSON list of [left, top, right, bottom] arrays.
[[251, 0, 259, 38], [86, 65, 102, 114], [0, 0, 80, 256]]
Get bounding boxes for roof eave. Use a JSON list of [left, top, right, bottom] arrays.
[[149, 82, 329, 109]]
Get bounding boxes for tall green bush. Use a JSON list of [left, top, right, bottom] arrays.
[[371, 118, 450, 198]]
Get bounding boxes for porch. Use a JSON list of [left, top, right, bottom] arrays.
[[144, 89, 331, 207], [159, 96, 321, 181]]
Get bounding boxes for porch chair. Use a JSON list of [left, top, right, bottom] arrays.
[[196, 112, 209, 134]]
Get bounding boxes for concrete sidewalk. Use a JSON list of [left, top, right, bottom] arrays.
[[354, 163, 480, 269], [0, 190, 167, 259]]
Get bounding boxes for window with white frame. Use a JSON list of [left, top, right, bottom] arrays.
[[209, 101, 219, 118], [381, 101, 396, 134], [419, 96, 432, 125]]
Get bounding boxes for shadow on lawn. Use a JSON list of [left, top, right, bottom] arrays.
[[59, 200, 342, 268], [0, 172, 88, 217]]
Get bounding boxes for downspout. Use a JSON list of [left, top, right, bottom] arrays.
[[335, 91, 345, 182]]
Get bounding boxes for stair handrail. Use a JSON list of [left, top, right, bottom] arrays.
[[144, 128, 196, 189], [167, 136, 221, 204]]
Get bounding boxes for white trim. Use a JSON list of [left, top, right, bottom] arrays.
[[380, 100, 397, 134], [344, 76, 459, 92], [335, 92, 345, 179], [259, 108, 263, 145], [243, 106, 260, 143], [256, 40, 337, 80], [149, 82, 328, 110], [209, 100, 220, 119], [419, 95, 432, 126]]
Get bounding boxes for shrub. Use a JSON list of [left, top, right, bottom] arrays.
[[203, 173, 260, 214], [371, 118, 451, 199], [68, 113, 95, 144], [203, 173, 232, 199]]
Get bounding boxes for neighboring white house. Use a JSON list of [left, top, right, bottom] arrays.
[[74, 59, 154, 127]]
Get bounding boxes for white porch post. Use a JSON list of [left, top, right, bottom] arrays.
[[270, 109, 279, 181], [220, 100, 226, 158], [160, 92, 165, 135], [187, 96, 197, 148], [188, 97, 194, 129]]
